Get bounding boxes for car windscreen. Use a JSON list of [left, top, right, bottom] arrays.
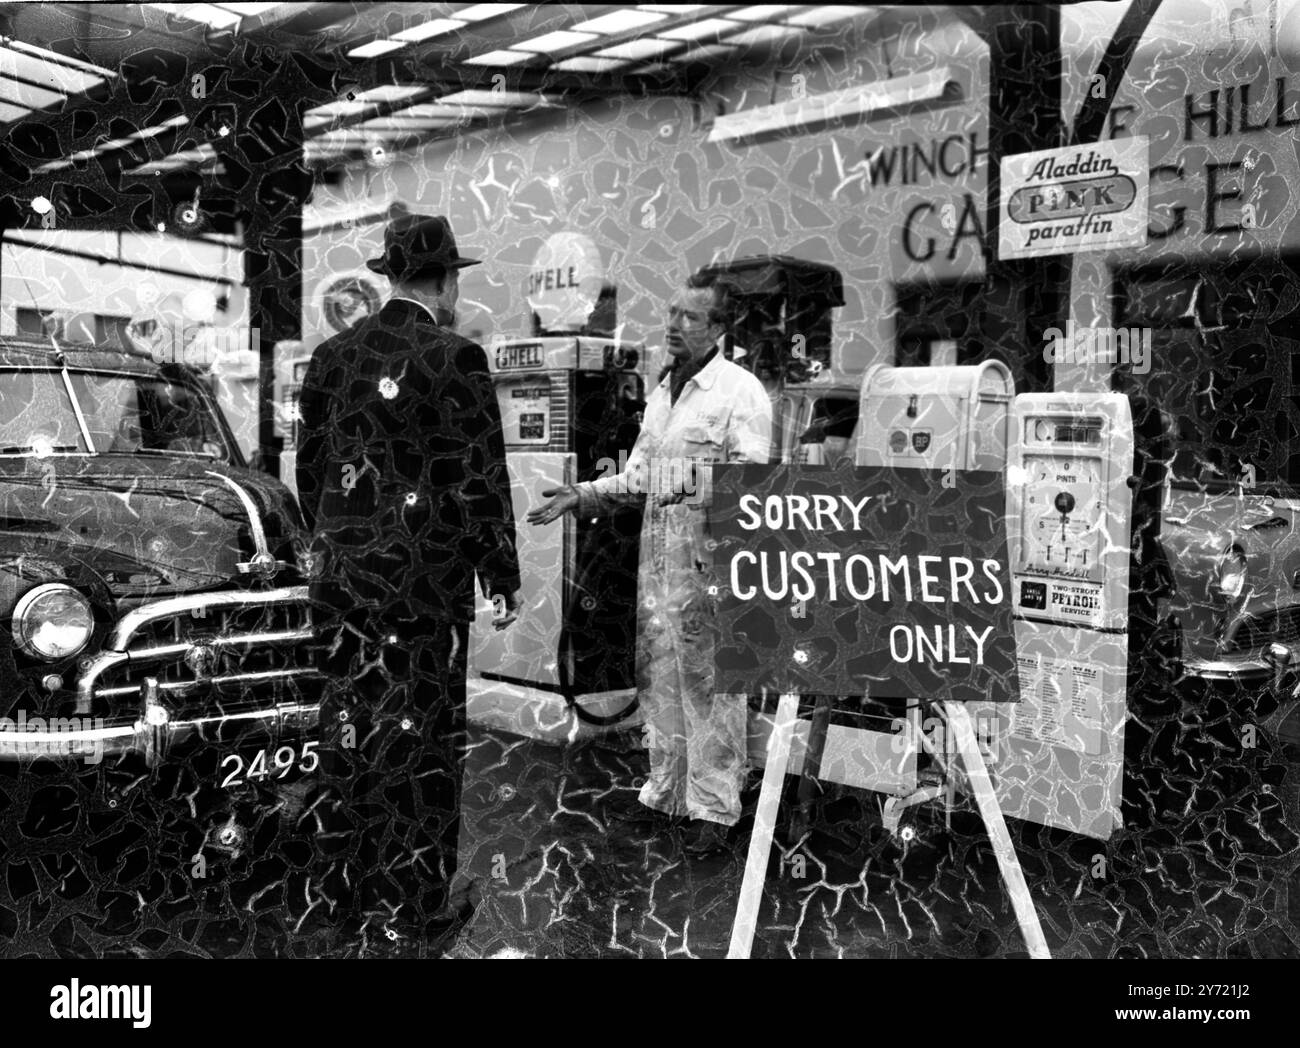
[[64, 371, 230, 460], [0, 369, 89, 454]]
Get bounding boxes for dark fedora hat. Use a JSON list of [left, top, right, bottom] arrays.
[[366, 211, 481, 279]]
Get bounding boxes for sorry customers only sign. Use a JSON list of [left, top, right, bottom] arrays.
[[709, 464, 1017, 703]]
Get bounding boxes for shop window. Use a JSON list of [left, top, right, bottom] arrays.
[[894, 280, 983, 367], [13, 308, 133, 347], [1114, 257, 1300, 491], [14, 307, 55, 339]]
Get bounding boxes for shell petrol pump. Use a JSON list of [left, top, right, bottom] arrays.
[[271, 340, 314, 496], [467, 233, 648, 740], [467, 335, 647, 739]]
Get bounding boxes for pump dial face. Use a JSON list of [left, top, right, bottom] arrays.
[[1021, 453, 1106, 578]]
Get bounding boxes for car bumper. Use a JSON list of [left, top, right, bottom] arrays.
[[1182, 642, 1298, 683], [0, 584, 322, 765], [0, 689, 320, 765]]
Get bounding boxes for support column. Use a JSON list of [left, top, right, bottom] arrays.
[[229, 98, 308, 477], [982, 4, 1064, 393]]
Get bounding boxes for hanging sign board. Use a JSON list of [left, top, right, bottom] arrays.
[[998, 136, 1149, 260]]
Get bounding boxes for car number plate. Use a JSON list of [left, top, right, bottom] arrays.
[[219, 740, 319, 789]]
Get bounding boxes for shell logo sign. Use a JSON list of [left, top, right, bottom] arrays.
[[315, 271, 383, 335], [526, 232, 604, 333]]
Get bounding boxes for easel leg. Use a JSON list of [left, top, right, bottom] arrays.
[[790, 694, 833, 845], [942, 701, 1052, 960], [728, 691, 800, 959]]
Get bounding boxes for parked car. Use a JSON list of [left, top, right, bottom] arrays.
[[1151, 475, 1300, 684], [0, 338, 320, 777]]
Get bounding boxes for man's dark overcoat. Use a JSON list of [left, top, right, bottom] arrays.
[[296, 297, 520, 933]]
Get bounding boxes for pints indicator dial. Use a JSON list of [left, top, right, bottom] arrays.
[[1021, 453, 1105, 579]]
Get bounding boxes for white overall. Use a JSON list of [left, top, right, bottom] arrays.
[[577, 350, 771, 825]]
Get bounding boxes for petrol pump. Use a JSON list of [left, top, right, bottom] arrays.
[[1001, 393, 1133, 838], [829, 362, 1016, 801], [467, 335, 646, 738], [467, 232, 647, 740], [271, 340, 314, 496], [857, 360, 1014, 470], [690, 256, 850, 463]]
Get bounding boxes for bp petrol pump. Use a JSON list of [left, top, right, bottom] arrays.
[[466, 234, 648, 739], [823, 362, 1015, 797], [744, 363, 1018, 802]]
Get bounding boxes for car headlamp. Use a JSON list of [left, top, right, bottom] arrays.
[[11, 583, 94, 660], [1215, 547, 1247, 600]]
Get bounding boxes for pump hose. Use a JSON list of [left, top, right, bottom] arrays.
[[555, 580, 640, 727]]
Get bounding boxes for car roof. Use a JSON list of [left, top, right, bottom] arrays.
[[0, 336, 172, 376]]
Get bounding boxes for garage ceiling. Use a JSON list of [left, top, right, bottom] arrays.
[[0, 3, 870, 232]]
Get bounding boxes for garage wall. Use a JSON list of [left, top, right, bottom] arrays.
[[1059, 0, 1300, 387], [303, 6, 989, 382]]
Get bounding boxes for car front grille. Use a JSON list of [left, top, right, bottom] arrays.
[[1224, 607, 1300, 653], [77, 586, 320, 718]]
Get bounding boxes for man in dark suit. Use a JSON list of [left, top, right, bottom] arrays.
[[296, 212, 522, 954]]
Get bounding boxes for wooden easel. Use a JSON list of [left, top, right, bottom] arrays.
[[727, 692, 1051, 959]]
